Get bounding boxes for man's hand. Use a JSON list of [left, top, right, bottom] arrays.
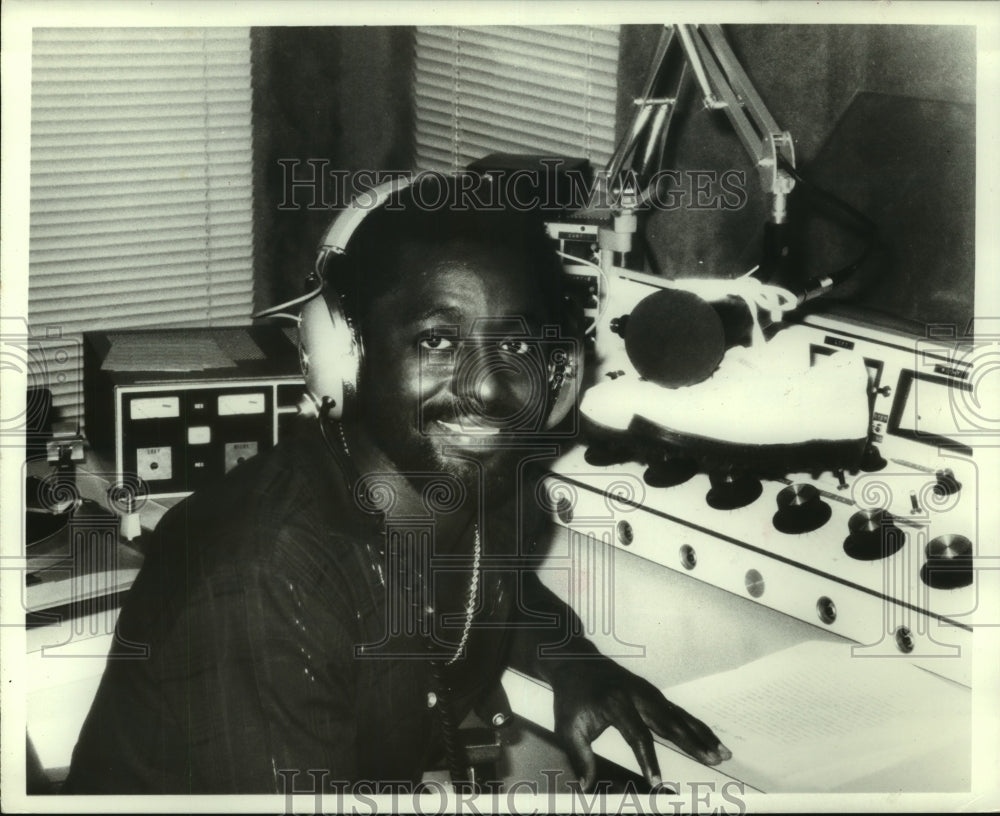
[[550, 656, 731, 791]]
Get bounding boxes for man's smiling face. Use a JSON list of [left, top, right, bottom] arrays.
[[358, 239, 554, 489]]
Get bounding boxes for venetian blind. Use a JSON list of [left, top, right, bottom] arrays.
[[28, 27, 255, 426], [413, 25, 620, 173]]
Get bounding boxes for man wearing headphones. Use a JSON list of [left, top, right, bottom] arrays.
[[64, 174, 729, 794]]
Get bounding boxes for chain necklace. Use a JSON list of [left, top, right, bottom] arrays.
[[444, 523, 481, 666], [322, 416, 480, 663]]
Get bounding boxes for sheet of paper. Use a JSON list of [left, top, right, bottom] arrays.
[[662, 639, 971, 792], [101, 332, 237, 371]]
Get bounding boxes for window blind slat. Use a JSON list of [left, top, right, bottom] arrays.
[[31, 258, 252, 290], [33, 64, 250, 82], [414, 36, 619, 83], [415, 72, 617, 124], [413, 25, 620, 173], [416, 96, 616, 146], [32, 175, 252, 201], [31, 119, 252, 146], [35, 134, 252, 154], [29, 27, 254, 429], [417, 121, 598, 168], [32, 85, 252, 108], [415, 25, 620, 59], [31, 149, 253, 177], [32, 209, 251, 239], [32, 214, 252, 244], [31, 101, 250, 125], [31, 231, 251, 265], [31, 281, 252, 311], [36, 26, 248, 40], [30, 161, 252, 189], [32, 192, 251, 224]]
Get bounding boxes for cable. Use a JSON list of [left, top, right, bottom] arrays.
[[779, 155, 877, 234], [316, 401, 359, 493], [252, 275, 324, 320], [428, 658, 471, 789], [259, 312, 301, 324], [777, 155, 880, 296], [555, 248, 609, 335]]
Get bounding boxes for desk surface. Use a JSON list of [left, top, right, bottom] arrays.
[[21, 458, 972, 795], [517, 530, 971, 794]]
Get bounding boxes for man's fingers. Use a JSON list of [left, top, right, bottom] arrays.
[[634, 691, 731, 765], [608, 694, 662, 788], [564, 724, 599, 792]]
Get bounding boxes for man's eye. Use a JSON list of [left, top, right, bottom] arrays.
[[419, 335, 454, 351], [498, 338, 532, 355]]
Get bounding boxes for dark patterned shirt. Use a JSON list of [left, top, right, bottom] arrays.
[[63, 420, 556, 794]]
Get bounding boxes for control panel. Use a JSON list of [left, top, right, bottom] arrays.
[[116, 380, 305, 497], [83, 327, 305, 499], [542, 272, 993, 687]]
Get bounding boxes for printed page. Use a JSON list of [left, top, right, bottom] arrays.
[[662, 640, 971, 792]]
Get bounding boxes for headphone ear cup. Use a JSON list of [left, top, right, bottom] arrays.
[[298, 292, 362, 420]]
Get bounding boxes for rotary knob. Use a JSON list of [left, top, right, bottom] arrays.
[[584, 440, 635, 467], [706, 470, 762, 510], [920, 534, 974, 589], [843, 509, 905, 560], [859, 442, 887, 473], [933, 468, 962, 498], [643, 454, 697, 488], [773, 483, 832, 534]]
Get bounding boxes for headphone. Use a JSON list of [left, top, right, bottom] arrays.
[[294, 176, 582, 430]]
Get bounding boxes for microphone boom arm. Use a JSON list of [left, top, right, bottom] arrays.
[[676, 24, 796, 207]]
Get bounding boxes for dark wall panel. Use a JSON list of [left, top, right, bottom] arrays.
[[617, 24, 976, 330], [251, 27, 414, 311]]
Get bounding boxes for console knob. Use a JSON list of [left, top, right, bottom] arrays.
[[584, 440, 635, 467], [921, 534, 974, 589], [773, 483, 832, 534], [933, 468, 962, 497], [706, 470, 762, 510], [843, 509, 905, 560], [859, 442, 887, 472], [643, 454, 697, 488], [609, 315, 629, 338]]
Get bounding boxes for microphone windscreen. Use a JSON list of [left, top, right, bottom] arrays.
[[624, 288, 726, 388]]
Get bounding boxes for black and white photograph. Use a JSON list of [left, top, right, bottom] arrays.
[[1, 1, 998, 813]]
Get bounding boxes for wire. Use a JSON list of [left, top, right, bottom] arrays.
[[251, 275, 324, 319], [555, 249, 609, 335], [316, 401, 360, 493], [429, 658, 472, 789], [259, 312, 301, 324], [779, 155, 877, 234], [778, 155, 880, 293]]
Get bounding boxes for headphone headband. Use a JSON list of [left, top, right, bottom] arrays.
[[318, 177, 413, 261]]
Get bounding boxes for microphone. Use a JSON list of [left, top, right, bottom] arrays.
[[611, 277, 798, 388], [612, 289, 727, 388]]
